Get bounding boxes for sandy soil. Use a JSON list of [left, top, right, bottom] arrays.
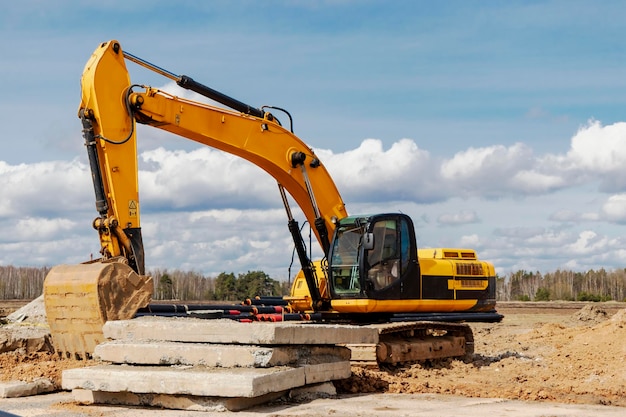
[[0, 351, 91, 390], [337, 303, 626, 406], [2, 300, 626, 409]]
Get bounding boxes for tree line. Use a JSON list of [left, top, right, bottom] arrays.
[[1, 264, 626, 302], [0, 265, 287, 301], [496, 268, 626, 302], [151, 268, 289, 301], [0, 265, 50, 300]]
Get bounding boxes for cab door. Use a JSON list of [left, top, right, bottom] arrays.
[[364, 214, 421, 300]]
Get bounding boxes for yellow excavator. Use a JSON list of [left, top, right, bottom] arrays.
[[44, 40, 501, 364]]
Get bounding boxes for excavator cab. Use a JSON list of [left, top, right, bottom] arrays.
[[326, 212, 498, 315], [328, 213, 420, 300]]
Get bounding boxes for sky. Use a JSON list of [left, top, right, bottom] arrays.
[[1, 0, 626, 282]]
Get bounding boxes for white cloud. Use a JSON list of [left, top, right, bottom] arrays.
[[141, 207, 304, 279], [458, 234, 481, 248], [440, 143, 536, 197], [435, 120, 626, 198], [0, 159, 91, 217], [600, 194, 626, 223], [318, 138, 444, 203], [441, 143, 532, 179], [480, 221, 626, 275], [544, 120, 626, 191], [139, 147, 279, 210], [566, 120, 626, 172], [437, 210, 480, 226], [510, 170, 565, 193], [525, 230, 570, 246], [549, 210, 600, 222], [13, 217, 76, 241], [493, 227, 546, 240], [565, 230, 613, 256]]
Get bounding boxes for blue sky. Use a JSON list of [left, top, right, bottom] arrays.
[[1, 1, 626, 280]]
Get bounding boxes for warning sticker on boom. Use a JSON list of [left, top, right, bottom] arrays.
[[129, 200, 138, 217]]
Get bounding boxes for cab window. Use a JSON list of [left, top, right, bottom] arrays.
[[330, 224, 362, 294], [367, 219, 405, 290]]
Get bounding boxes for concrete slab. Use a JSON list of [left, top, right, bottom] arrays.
[[71, 388, 285, 412], [0, 327, 52, 354], [0, 378, 54, 398], [94, 340, 351, 367], [288, 381, 337, 402], [303, 361, 351, 385], [72, 382, 340, 412], [102, 317, 379, 345], [62, 362, 347, 398]]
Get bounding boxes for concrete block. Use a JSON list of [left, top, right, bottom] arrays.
[[103, 316, 379, 345], [63, 364, 305, 398], [0, 328, 52, 354], [288, 381, 337, 401], [346, 343, 378, 362], [94, 340, 351, 367], [72, 388, 285, 412], [303, 361, 351, 385], [0, 378, 54, 398]]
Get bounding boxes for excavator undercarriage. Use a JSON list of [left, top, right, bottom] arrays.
[[348, 321, 474, 367]]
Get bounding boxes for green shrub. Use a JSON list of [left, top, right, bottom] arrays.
[[535, 287, 551, 301], [576, 292, 611, 302]]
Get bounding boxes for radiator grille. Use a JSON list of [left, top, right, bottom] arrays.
[[456, 263, 484, 276]]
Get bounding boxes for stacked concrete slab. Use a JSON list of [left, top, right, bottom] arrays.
[[63, 316, 379, 411]]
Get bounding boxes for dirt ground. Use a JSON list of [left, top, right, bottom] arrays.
[[2, 300, 626, 410], [337, 302, 626, 407], [0, 351, 91, 391]]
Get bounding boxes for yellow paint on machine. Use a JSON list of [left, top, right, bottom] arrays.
[[43, 262, 152, 358], [448, 279, 488, 290], [331, 299, 478, 314]]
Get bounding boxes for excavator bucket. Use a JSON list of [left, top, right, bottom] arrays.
[[43, 261, 153, 359]]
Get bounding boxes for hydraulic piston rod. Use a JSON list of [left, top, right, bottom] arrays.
[[122, 50, 265, 118]]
